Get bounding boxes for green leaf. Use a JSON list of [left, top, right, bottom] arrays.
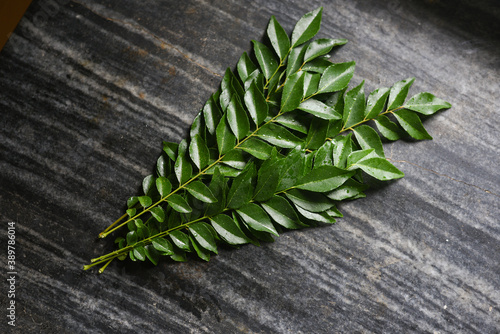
[[252, 40, 279, 80], [332, 133, 352, 169], [313, 140, 333, 168], [156, 176, 172, 198], [305, 118, 329, 150], [213, 88, 222, 103], [126, 208, 136, 218], [286, 44, 308, 76], [343, 81, 366, 129], [185, 181, 218, 203], [203, 95, 222, 135], [354, 157, 405, 180], [295, 165, 355, 192], [304, 38, 347, 62], [275, 110, 309, 134], [281, 72, 305, 112], [326, 205, 343, 218], [327, 119, 342, 139], [167, 211, 181, 230], [237, 203, 278, 236], [148, 218, 160, 237], [352, 125, 385, 157], [221, 67, 232, 91], [244, 70, 265, 92], [227, 94, 250, 141], [347, 149, 377, 167], [285, 188, 334, 212], [127, 196, 139, 209], [277, 148, 304, 191], [387, 77, 415, 110], [190, 112, 204, 140], [126, 231, 138, 246], [365, 87, 390, 119], [238, 137, 273, 160], [317, 61, 356, 94], [150, 206, 165, 222], [227, 162, 256, 209], [231, 75, 245, 100], [298, 99, 342, 120], [403, 92, 452, 115], [302, 151, 314, 177], [325, 88, 345, 114], [189, 222, 218, 253], [189, 134, 210, 170], [210, 214, 251, 245], [152, 237, 174, 255], [144, 245, 160, 265], [177, 138, 188, 156], [326, 178, 368, 201], [302, 57, 334, 73], [174, 150, 193, 185], [374, 115, 401, 140], [261, 195, 305, 229], [167, 194, 192, 213], [237, 52, 258, 83], [244, 81, 268, 126], [221, 149, 246, 170], [393, 109, 432, 140], [138, 196, 152, 208], [156, 155, 169, 178], [189, 235, 210, 261], [134, 219, 150, 239], [303, 72, 321, 97], [254, 151, 280, 202], [205, 167, 227, 216], [133, 245, 146, 261], [291, 7, 323, 47], [169, 230, 191, 251], [162, 141, 178, 161], [206, 164, 241, 177], [295, 206, 336, 224], [267, 15, 290, 61], [216, 114, 236, 155], [127, 218, 137, 231], [142, 175, 155, 196], [169, 247, 187, 262], [219, 85, 232, 112], [255, 123, 302, 148]]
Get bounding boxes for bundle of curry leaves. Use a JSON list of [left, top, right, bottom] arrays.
[[84, 7, 451, 273]]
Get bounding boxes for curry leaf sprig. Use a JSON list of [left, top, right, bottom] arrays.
[[84, 7, 451, 273]]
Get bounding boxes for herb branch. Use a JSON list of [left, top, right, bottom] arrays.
[[85, 7, 451, 273]]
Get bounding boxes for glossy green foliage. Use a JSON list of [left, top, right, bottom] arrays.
[[89, 7, 451, 272]]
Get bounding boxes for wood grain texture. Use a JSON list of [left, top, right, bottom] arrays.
[[0, 0, 499, 333]]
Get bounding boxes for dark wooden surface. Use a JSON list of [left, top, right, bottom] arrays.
[[1, 0, 499, 333]]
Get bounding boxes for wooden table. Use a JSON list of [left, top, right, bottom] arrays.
[[1, 0, 499, 332]]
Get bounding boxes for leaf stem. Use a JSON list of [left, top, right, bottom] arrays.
[[91, 215, 210, 264], [100, 212, 128, 235], [263, 48, 291, 91], [338, 106, 403, 135], [99, 158, 224, 238]]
